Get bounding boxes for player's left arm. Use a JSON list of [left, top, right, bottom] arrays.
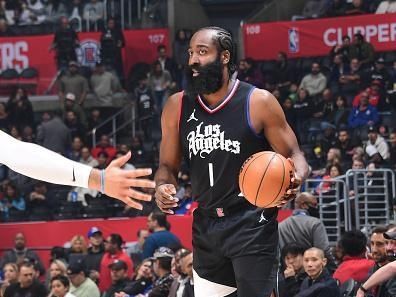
[[251, 89, 309, 197]]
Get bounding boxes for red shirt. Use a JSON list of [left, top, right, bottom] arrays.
[[333, 255, 374, 285], [99, 251, 133, 292], [91, 146, 117, 162]]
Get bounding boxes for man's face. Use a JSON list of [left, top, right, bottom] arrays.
[[15, 233, 25, 250], [89, 233, 103, 247], [368, 132, 377, 143], [69, 65, 78, 74], [370, 233, 388, 264], [333, 55, 342, 65], [359, 93, 369, 106], [352, 160, 364, 169], [60, 17, 68, 28], [66, 112, 76, 123], [99, 136, 110, 147], [285, 253, 304, 273], [110, 268, 127, 282], [186, 29, 226, 95], [19, 266, 35, 288], [104, 237, 116, 253], [338, 131, 349, 143], [158, 48, 167, 59], [108, 19, 115, 29], [311, 63, 320, 75], [342, 37, 350, 47], [389, 133, 396, 147], [303, 250, 326, 279], [350, 59, 360, 71], [180, 253, 193, 278], [81, 148, 90, 160]]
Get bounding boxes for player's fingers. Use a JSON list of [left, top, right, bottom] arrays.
[[155, 190, 178, 202], [124, 168, 153, 178], [156, 196, 178, 208], [125, 178, 156, 189], [121, 196, 143, 210], [126, 188, 152, 202], [156, 200, 175, 214], [163, 184, 177, 195]]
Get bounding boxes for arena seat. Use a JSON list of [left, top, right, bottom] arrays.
[[19, 67, 39, 94]]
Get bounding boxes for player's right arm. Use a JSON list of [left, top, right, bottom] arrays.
[[154, 92, 183, 214]]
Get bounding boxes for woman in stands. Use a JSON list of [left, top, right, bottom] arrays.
[[49, 275, 76, 297], [0, 263, 19, 297], [46, 260, 68, 292]]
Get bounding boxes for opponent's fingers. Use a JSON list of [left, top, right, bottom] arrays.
[[162, 184, 177, 195], [126, 188, 152, 202], [156, 200, 175, 214], [124, 178, 156, 189], [124, 168, 153, 178], [155, 195, 178, 207], [155, 188, 178, 202]]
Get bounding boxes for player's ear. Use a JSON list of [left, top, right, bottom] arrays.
[[222, 50, 230, 64]]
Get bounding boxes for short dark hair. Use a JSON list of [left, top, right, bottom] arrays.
[[339, 230, 367, 256], [198, 26, 236, 75], [157, 257, 172, 271], [371, 226, 388, 236], [51, 275, 70, 288], [157, 44, 166, 51], [281, 243, 305, 259], [151, 211, 168, 228]]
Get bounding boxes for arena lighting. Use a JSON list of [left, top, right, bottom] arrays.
[[324, 23, 396, 46]]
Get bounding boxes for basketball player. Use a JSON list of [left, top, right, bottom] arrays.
[[0, 130, 154, 209], [154, 27, 309, 297]]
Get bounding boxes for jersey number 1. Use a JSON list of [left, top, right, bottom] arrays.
[[208, 163, 214, 187]]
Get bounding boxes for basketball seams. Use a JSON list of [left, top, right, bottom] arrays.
[[266, 155, 286, 207], [254, 152, 277, 207], [240, 152, 272, 197]]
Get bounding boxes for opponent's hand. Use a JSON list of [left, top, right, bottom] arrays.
[[97, 152, 155, 210], [155, 184, 178, 214], [355, 288, 365, 297], [277, 158, 301, 208]]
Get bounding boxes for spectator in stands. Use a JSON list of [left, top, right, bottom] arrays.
[[21, 126, 34, 143], [353, 80, 384, 109], [168, 248, 192, 297], [326, 0, 347, 17], [298, 0, 330, 19], [134, 75, 154, 141], [329, 54, 350, 93], [330, 35, 351, 64], [333, 230, 375, 285], [64, 111, 86, 140], [299, 62, 327, 99], [348, 92, 379, 132], [45, 0, 67, 25], [282, 97, 297, 133], [28, 181, 49, 214], [0, 18, 14, 36], [83, 0, 104, 31], [68, 259, 100, 297], [368, 226, 396, 297], [313, 88, 335, 124], [47, 260, 68, 285], [126, 229, 149, 270], [68, 0, 84, 21], [91, 134, 116, 163], [118, 259, 154, 296], [334, 128, 360, 162], [155, 44, 177, 83], [50, 274, 76, 297], [4, 261, 47, 297], [279, 192, 337, 273], [149, 60, 172, 112], [376, 0, 396, 13], [345, 0, 367, 15], [297, 248, 340, 297], [365, 125, 390, 164], [293, 88, 314, 144], [0, 263, 18, 297], [63, 93, 88, 130], [51, 17, 79, 70], [0, 102, 9, 131], [339, 58, 363, 103], [95, 151, 109, 169], [100, 18, 125, 79], [143, 211, 182, 259], [148, 247, 174, 297], [179, 250, 193, 297], [349, 33, 375, 67], [58, 62, 89, 106], [173, 29, 189, 88], [6, 87, 34, 131], [280, 243, 307, 297], [1, 182, 25, 220], [317, 122, 338, 158], [99, 234, 133, 292], [102, 260, 131, 297], [26, 0, 46, 24], [68, 235, 88, 265], [80, 146, 98, 167], [67, 136, 83, 162], [237, 58, 264, 88], [368, 58, 391, 89], [90, 62, 125, 107], [36, 110, 71, 155], [329, 95, 350, 128], [389, 130, 396, 169], [274, 52, 296, 100], [85, 227, 104, 277]]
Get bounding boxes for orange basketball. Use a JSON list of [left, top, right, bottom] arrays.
[[239, 151, 295, 208]]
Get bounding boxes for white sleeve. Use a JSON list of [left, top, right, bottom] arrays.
[[0, 130, 92, 188]]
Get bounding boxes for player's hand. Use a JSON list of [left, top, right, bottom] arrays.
[[102, 152, 155, 210], [355, 288, 365, 297], [155, 184, 178, 214], [277, 158, 301, 208]]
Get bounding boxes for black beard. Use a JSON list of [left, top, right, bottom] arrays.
[[185, 56, 224, 97]]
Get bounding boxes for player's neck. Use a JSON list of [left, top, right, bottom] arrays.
[[201, 75, 233, 107]]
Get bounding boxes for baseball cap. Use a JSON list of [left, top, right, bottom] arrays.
[[67, 259, 85, 275], [368, 125, 377, 133], [376, 57, 385, 64], [152, 247, 174, 259], [87, 227, 102, 238], [384, 231, 396, 240], [108, 259, 128, 270], [65, 93, 76, 101], [69, 61, 79, 67]]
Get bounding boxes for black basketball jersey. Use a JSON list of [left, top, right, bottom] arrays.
[[179, 80, 272, 210]]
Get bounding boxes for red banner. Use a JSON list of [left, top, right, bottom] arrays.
[[243, 13, 396, 60], [0, 28, 169, 94], [0, 210, 292, 269]]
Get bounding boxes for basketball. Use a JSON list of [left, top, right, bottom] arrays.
[[239, 151, 295, 208]]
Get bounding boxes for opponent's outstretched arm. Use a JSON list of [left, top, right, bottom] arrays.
[[0, 130, 155, 209]]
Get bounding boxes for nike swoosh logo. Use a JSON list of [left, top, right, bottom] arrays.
[[72, 167, 76, 182]]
